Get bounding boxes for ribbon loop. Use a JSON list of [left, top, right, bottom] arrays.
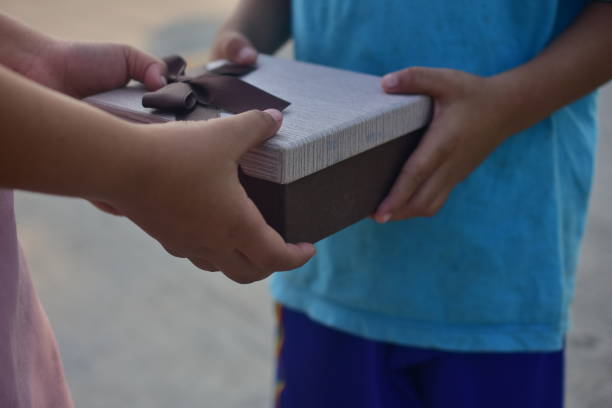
[[142, 82, 196, 111], [163, 55, 188, 81], [142, 55, 290, 120]]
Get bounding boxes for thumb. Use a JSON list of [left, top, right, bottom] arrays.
[[381, 67, 453, 98], [208, 109, 283, 159], [119, 45, 167, 91]]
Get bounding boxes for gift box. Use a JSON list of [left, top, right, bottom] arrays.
[[85, 55, 431, 243]]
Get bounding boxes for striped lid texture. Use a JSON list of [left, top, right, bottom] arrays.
[[85, 55, 431, 184]]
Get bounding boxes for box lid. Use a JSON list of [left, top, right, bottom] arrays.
[[85, 55, 431, 184]]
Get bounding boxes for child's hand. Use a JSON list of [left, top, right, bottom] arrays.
[[2, 57, 313, 283], [106, 110, 315, 283], [32, 41, 167, 214], [26, 40, 167, 98], [374, 67, 513, 222], [210, 31, 258, 65], [0, 15, 166, 98]]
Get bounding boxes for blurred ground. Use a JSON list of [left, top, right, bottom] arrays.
[[3, 1, 612, 407]]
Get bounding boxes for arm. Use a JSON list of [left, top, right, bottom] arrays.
[[0, 12, 166, 97], [0, 63, 144, 199], [0, 65, 314, 282], [374, 2, 612, 222], [0, 14, 314, 282], [210, 0, 291, 64], [0, 12, 53, 78]]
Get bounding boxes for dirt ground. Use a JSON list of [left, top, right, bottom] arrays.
[[3, 1, 612, 407]]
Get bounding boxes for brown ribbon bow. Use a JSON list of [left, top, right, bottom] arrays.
[[142, 55, 290, 121]]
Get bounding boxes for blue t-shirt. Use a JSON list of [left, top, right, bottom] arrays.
[[271, 0, 603, 351]]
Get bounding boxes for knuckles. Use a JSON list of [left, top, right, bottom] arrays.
[[250, 250, 285, 272], [398, 201, 442, 219], [398, 159, 427, 188], [225, 110, 274, 140], [411, 205, 438, 218], [420, 205, 441, 218], [245, 109, 275, 128], [230, 276, 255, 284], [238, 243, 294, 274], [401, 67, 425, 86], [227, 271, 268, 285], [163, 245, 185, 258], [435, 138, 458, 159]]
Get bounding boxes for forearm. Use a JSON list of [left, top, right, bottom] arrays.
[[218, 0, 291, 53], [0, 65, 144, 201], [0, 13, 58, 75], [493, 2, 612, 134]]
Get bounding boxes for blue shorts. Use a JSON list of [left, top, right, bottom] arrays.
[[275, 305, 564, 408]]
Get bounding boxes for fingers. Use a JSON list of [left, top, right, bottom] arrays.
[[206, 109, 283, 159], [377, 66, 475, 221], [382, 67, 456, 98], [188, 239, 314, 283], [90, 200, 124, 216], [189, 257, 220, 272], [374, 126, 455, 221], [120, 45, 167, 90], [236, 214, 316, 273], [165, 246, 220, 272], [215, 250, 270, 284], [213, 31, 258, 65], [373, 159, 426, 222], [375, 165, 452, 221], [386, 170, 453, 220]]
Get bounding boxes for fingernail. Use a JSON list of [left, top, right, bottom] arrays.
[[264, 108, 283, 123], [303, 243, 316, 256], [159, 75, 167, 86], [378, 213, 391, 223], [237, 47, 257, 63], [382, 74, 399, 89]]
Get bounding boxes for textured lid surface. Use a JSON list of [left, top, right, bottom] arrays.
[[86, 55, 431, 184]]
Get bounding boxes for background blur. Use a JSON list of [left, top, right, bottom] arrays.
[[2, 1, 611, 407]]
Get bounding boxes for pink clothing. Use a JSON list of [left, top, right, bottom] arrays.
[[0, 190, 73, 408]]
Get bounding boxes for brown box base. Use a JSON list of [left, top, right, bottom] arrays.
[[239, 128, 424, 243]]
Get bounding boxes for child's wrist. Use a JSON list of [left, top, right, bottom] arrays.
[[484, 73, 534, 138], [486, 65, 563, 137], [88, 122, 155, 206]]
